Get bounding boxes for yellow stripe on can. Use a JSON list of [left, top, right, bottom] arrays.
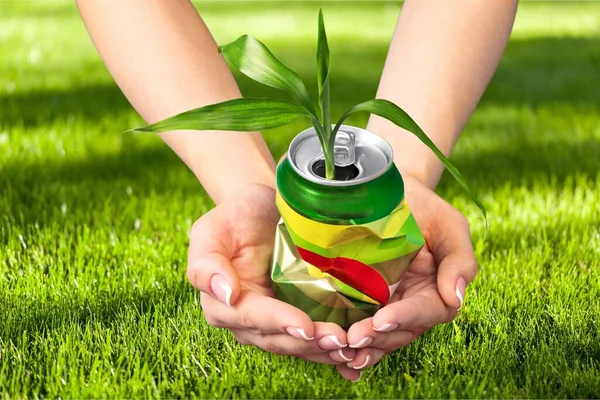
[[276, 193, 411, 249]]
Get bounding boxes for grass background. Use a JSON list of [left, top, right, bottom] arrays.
[[1, 1, 599, 398]]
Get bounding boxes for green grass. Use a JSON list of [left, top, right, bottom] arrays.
[[1, 1, 599, 398]]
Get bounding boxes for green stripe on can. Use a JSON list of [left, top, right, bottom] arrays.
[[397, 212, 425, 247], [285, 214, 424, 265], [277, 158, 404, 224], [271, 262, 377, 327]]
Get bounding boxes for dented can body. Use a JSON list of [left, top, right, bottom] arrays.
[[271, 125, 425, 327]]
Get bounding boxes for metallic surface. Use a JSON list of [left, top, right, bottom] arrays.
[[277, 159, 405, 224], [288, 125, 393, 187], [271, 126, 425, 327], [333, 130, 356, 167], [271, 197, 423, 327]]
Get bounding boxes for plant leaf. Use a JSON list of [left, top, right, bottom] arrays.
[[317, 9, 331, 140], [219, 35, 317, 117], [316, 9, 334, 179], [128, 98, 310, 133], [335, 99, 487, 221]]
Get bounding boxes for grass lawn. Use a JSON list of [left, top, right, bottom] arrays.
[[1, 1, 600, 398]]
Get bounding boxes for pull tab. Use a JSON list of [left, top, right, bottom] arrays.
[[334, 131, 356, 167]]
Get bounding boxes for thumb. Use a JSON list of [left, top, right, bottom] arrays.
[[437, 252, 477, 310], [187, 252, 241, 307], [432, 215, 478, 310]]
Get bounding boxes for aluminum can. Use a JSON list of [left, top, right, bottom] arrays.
[[271, 125, 425, 327]]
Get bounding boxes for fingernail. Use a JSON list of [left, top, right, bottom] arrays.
[[349, 336, 373, 349], [373, 323, 398, 332], [351, 354, 371, 370], [337, 348, 354, 362], [351, 371, 362, 383], [456, 277, 466, 310], [210, 274, 232, 307], [286, 327, 314, 341], [318, 335, 346, 349]]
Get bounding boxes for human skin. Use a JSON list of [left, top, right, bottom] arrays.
[[76, 0, 517, 382]]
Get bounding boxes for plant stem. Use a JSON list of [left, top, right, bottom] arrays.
[[311, 121, 335, 180], [324, 138, 335, 179], [322, 124, 333, 180]]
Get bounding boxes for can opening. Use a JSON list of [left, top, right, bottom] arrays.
[[311, 159, 359, 181]]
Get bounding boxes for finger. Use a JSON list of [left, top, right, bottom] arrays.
[[430, 212, 478, 310], [335, 364, 362, 382], [231, 329, 328, 357], [345, 347, 386, 370], [298, 353, 346, 366], [346, 317, 375, 349], [329, 347, 356, 363], [187, 217, 241, 306], [201, 291, 315, 339], [348, 305, 429, 352], [370, 295, 456, 334], [368, 330, 417, 352], [189, 252, 241, 306], [314, 322, 348, 350]]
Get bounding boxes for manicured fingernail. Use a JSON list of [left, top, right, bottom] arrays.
[[456, 277, 466, 310], [337, 348, 354, 362], [286, 327, 314, 341], [351, 371, 362, 382], [373, 323, 398, 332], [349, 336, 373, 349], [351, 354, 371, 370], [318, 335, 346, 349], [210, 274, 232, 307]]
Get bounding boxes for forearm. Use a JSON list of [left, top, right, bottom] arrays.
[[76, 0, 276, 204], [368, 0, 517, 189]]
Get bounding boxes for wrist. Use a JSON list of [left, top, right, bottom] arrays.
[[395, 154, 444, 191], [378, 128, 446, 191], [367, 116, 454, 191], [167, 130, 276, 204], [194, 161, 276, 205]]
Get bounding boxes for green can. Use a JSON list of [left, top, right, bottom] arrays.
[[271, 125, 425, 327]]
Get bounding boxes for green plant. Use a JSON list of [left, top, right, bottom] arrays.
[[130, 10, 485, 218]]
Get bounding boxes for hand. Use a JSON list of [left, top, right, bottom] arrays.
[[186, 184, 350, 366], [331, 175, 478, 382]]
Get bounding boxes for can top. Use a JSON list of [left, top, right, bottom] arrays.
[[288, 125, 393, 187]]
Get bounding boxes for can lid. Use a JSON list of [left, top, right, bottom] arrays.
[[288, 125, 393, 187], [333, 131, 356, 167]]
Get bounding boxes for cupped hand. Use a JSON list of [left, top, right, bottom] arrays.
[[331, 175, 478, 382], [187, 184, 349, 366]]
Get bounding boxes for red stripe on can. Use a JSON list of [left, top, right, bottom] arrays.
[[296, 246, 390, 305]]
